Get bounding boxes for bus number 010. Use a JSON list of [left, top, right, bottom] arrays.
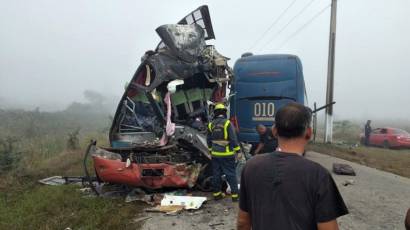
[[254, 103, 275, 117]]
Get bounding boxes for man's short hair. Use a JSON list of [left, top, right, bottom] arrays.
[[275, 102, 312, 138]]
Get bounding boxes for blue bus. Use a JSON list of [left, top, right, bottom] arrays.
[[229, 54, 306, 144]]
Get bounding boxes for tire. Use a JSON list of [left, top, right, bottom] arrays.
[[196, 163, 213, 192], [383, 140, 390, 149], [196, 176, 213, 192]]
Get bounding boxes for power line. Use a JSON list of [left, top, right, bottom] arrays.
[[258, 0, 318, 52], [248, 0, 297, 51], [274, 4, 330, 51]]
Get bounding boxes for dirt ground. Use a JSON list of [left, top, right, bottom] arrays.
[[138, 151, 410, 230]]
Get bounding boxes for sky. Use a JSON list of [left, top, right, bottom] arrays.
[[1, 0, 409, 120]]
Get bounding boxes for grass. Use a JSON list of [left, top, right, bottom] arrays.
[[0, 149, 146, 229], [0, 146, 146, 230], [0, 185, 144, 230], [308, 143, 410, 178], [311, 119, 410, 178], [0, 108, 145, 229]]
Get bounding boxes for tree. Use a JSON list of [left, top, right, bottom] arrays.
[[0, 137, 21, 173], [66, 128, 80, 150], [83, 90, 106, 105]]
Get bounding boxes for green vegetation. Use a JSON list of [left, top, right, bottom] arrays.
[[0, 136, 21, 172], [0, 100, 144, 229], [333, 120, 362, 144], [310, 119, 410, 178], [308, 143, 410, 178], [0, 185, 144, 230]]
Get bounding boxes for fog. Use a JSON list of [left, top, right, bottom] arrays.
[[1, 0, 409, 120]]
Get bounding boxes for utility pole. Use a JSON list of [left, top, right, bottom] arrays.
[[324, 0, 337, 143], [313, 102, 317, 143]]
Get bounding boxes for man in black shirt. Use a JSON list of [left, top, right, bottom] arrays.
[[254, 124, 278, 155], [238, 103, 348, 230]]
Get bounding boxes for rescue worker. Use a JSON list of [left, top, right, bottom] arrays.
[[364, 120, 372, 146], [254, 124, 278, 155], [207, 103, 241, 202]]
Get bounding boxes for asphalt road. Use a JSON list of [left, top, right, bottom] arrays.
[[308, 151, 410, 230], [140, 151, 410, 230]]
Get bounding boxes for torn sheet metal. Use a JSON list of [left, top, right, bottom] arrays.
[[92, 147, 203, 189], [89, 5, 230, 190], [160, 195, 207, 210], [108, 4, 231, 151]]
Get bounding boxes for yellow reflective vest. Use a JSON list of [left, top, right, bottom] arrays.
[[207, 116, 240, 157]]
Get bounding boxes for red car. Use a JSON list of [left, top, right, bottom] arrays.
[[360, 127, 410, 148]]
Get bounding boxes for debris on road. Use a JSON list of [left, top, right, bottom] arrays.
[[333, 163, 356, 176], [145, 205, 185, 215], [38, 176, 94, 186], [132, 216, 152, 224], [160, 195, 207, 210], [342, 179, 355, 186], [144, 194, 207, 215], [125, 188, 164, 205], [209, 222, 224, 227]]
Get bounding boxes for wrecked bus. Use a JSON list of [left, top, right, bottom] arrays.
[[229, 54, 306, 144], [85, 5, 233, 190]]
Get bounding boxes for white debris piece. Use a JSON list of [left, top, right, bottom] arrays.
[[160, 195, 207, 210], [38, 176, 66, 185]]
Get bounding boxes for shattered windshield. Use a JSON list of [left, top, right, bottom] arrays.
[[156, 5, 215, 51], [156, 24, 205, 63], [109, 5, 232, 149]]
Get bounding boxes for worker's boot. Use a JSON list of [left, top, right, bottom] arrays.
[[231, 193, 239, 202], [213, 191, 225, 201]]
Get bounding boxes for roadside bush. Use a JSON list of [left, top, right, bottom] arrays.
[[66, 128, 80, 150], [0, 107, 111, 178], [0, 137, 21, 173], [333, 120, 362, 144]]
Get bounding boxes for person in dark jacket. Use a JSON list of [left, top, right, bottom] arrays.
[[364, 120, 372, 146], [254, 124, 278, 155], [406, 208, 410, 230], [207, 103, 241, 202]]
